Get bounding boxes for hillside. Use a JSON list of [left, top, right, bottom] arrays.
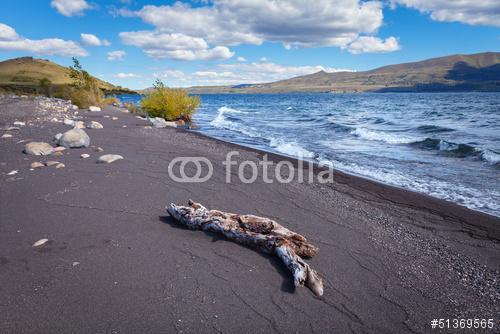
[[187, 52, 500, 94], [0, 57, 134, 94]]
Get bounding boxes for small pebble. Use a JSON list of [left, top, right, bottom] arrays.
[[7, 170, 18, 175], [55, 163, 65, 169], [32, 238, 48, 247], [81, 154, 90, 158], [95, 147, 104, 152], [1, 134, 13, 138], [30, 162, 44, 169]]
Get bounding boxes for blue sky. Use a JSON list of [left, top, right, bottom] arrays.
[[0, 0, 499, 89]]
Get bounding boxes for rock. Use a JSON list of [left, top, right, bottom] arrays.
[[63, 119, 75, 126], [175, 119, 186, 126], [58, 128, 90, 148], [89, 106, 101, 112], [30, 162, 44, 169], [53, 146, 66, 152], [122, 125, 127, 128], [4, 127, 20, 131], [52, 151, 64, 156], [24, 142, 54, 155], [97, 154, 123, 164], [7, 170, 18, 175], [111, 117, 118, 120], [51, 117, 59, 122], [73, 121, 85, 129], [150, 117, 177, 128], [80, 153, 90, 158], [72, 105, 78, 110], [54, 133, 63, 142], [72, 262, 80, 267], [32, 238, 48, 247], [13, 121, 25, 126], [1, 134, 13, 139], [95, 147, 104, 152], [44, 161, 60, 167], [86, 121, 103, 129], [55, 163, 65, 169]]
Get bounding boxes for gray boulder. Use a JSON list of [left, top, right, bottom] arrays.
[[58, 128, 90, 148], [24, 142, 54, 155]]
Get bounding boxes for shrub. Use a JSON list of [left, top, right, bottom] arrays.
[[67, 58, 103, 108], [141, 79, 200, 122], [101, 96, 120, 106]]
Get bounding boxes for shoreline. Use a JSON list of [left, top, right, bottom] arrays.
[[183, 127, 500, 240], [1, 97, 499, 333]]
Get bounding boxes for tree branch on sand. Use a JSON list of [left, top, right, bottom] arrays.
[[167, 200, 323, 296]]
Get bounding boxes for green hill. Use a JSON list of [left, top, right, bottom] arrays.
[[0, 57, 133, 94], [187, 52, 500, 93]]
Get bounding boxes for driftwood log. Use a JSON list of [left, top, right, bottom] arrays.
[[167, 200, 323, 296]]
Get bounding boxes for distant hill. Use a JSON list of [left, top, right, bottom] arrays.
[[187, 52, 500, 94], [0, 57, 134, 94]]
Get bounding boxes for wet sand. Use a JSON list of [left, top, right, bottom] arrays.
[[1, 97, 499, 333]]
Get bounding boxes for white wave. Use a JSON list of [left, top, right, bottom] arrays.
[[352, 127, 419, 145], [210, 106, 259, 138], [218, 106, 244, 114], [317, 156, 499, 215], [481, 149, 500, 165], [286, 106, 294, 111], [269, 138, 315, 158]]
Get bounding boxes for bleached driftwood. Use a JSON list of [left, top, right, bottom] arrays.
[[167, 200, 323, 296]]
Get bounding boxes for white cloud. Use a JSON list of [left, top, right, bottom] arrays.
[[391, 0, 500, 26], [346, 36, 401, 54], [107, 50, 126, 60], [0, 23, 19, 41], [121, 1, 385, 48], [119, 30, 234, 60], [119, 1, 399, 57], [0, 23, 87, 56], [81, 33, 110, 46], [114, 73, 139, 78], [51, 0, 92, 17], [152, 61, 354, 87], [236, 56, 247, 62]]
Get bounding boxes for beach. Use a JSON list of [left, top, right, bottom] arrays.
[[1, 97, 499, 333]]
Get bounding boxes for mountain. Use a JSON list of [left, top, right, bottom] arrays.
[[187, 52, 500, 94], [0, 57, 134, 94]]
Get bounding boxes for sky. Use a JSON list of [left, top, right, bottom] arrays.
[[0, 0, 499, 89]]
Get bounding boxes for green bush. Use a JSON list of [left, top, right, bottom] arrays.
[[141, 79, 200, 122]]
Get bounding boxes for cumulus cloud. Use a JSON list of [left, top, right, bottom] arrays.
[[121, 1, 385, 48], [236, 56, 247, 62], [118, 0, 399, 57], [81, 33, 110, 46], [51, 0, 92, 17], [346, 36, 400, 54], [153, 60, 354, 87], [391, 0, 500, 26], [0, 23, 87, 56], [114, 73, 139, 78], [107, 50, 126, 60], [119, 30, 234, 60]]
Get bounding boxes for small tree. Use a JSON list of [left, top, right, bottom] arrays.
[[141, 79, 200, 123], [68, 57, 103, 108]]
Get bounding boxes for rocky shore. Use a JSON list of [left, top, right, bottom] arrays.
[[0, 96, 499, 333]]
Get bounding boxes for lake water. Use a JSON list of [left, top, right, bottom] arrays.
[[119, 93, 500, 217]]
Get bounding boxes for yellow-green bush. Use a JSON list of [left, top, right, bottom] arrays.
[[124, 102, 140, 114], [141, 80, 200, 122]]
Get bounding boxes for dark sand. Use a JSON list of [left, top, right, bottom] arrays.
[[1, 98, 499, 333]]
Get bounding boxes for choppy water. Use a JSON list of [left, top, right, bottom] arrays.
[[119, 93, 500, 217]]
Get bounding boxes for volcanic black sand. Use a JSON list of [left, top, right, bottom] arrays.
[[1, 96, 499, 333]]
